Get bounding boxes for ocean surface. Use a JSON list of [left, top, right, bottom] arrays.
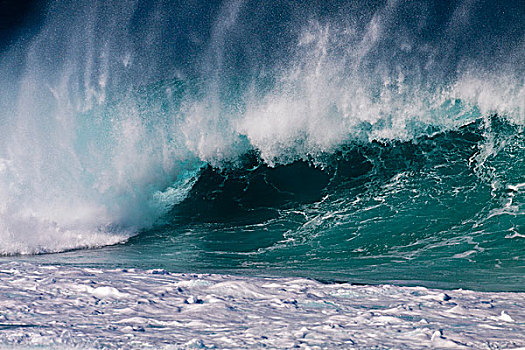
[[0, 0, 524, 347], [0, 262, 524, 348], [0, 0, 524, 296]]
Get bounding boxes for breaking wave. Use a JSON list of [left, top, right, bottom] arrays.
[[0, 0, 523, 263]]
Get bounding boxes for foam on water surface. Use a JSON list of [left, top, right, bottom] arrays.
[[0, 262, 524, 349]]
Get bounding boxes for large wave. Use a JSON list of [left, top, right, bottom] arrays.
[[0, 0, 523, 255]]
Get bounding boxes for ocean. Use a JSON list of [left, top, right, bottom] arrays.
[[0, 0, 524, 348]]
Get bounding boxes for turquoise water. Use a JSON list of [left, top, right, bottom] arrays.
[[1, 0, 524, 292], [10, 117, 525, 292]]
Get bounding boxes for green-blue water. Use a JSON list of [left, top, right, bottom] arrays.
[[11, 116, 525, 292]]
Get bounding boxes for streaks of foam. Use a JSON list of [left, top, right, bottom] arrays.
[[0, 262, 523, 349]]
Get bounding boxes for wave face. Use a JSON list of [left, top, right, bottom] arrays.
[[0, 0, 524, 289]]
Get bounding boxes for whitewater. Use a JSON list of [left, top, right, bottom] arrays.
[[0, 261, 524, 349], [0, 0, 524, 348]]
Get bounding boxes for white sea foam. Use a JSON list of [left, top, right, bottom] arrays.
[[0, 262, 523, 349]]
